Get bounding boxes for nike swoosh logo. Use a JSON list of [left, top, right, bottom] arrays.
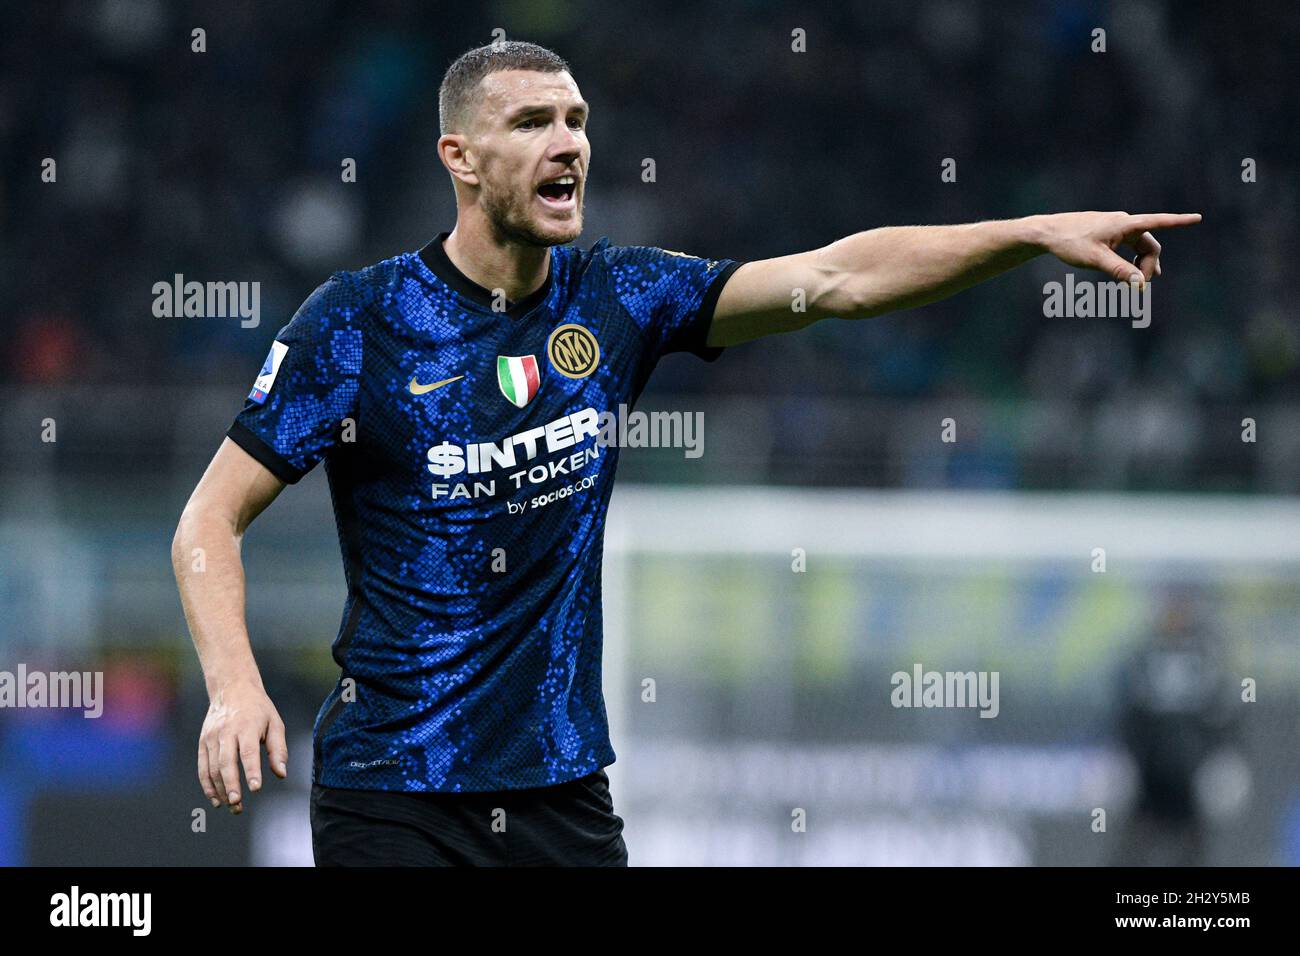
[[409, 375, 464, 395]]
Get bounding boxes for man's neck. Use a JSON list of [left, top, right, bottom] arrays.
[[443, 217, 551, 305]]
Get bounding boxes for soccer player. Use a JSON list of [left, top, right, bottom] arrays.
[[172, 40, 1200, 866]]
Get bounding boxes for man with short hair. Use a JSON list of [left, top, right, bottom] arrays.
[[172, 39, 1200, 866]]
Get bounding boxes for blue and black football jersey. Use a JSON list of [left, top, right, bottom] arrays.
[[229, 232, 743, 791]]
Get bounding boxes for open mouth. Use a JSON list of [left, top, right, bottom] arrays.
[[536, 175, 578, 206]]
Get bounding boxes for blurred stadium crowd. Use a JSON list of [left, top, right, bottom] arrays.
[[2, 0, 1297, 490]]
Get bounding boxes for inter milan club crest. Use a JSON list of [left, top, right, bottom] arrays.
[[547, 323, 600, 379], [497, 354, 540, 408]]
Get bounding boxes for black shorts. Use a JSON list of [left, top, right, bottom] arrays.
[[310, 768, 628, 867]]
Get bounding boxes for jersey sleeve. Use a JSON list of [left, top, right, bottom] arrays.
[[602, 245, 744, 363], [226, 275, 365, 484]]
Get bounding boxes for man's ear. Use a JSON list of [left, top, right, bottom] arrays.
[[437, 133, 479, 187]]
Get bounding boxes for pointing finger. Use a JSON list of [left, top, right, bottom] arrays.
[[1126, 212, 1202, 232]]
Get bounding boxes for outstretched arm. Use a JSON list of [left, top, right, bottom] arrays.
[[706, 211, 1202, 347]]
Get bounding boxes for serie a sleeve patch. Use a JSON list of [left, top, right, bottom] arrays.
[[248, 341, 289, 404]]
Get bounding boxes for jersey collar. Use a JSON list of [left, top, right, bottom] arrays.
[[417, 231, 554, 320]]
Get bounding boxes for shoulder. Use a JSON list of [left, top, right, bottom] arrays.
[[594, 240, 731, 277], [567, 238, 722, 284], [554, 235, 611, 278], [562, 237, 672, 270], [329, 253, 411, 311], [585, 239, 675, 271], [287, 254, 408, 332]]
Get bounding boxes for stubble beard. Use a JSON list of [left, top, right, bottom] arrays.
[[481, 175, 583, 248]]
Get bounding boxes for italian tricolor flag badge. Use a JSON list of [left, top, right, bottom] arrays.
[[497, 354, 540, 408]]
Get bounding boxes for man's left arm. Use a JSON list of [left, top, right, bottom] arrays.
[[705, 211, 1201, 347]]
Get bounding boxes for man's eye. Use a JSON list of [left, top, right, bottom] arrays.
[[568, 117, 584, 129], [518, 119, 540, 130]]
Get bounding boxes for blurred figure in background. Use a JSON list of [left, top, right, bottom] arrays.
[[1112, 587, 1242, 865]]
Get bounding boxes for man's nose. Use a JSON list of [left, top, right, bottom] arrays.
[[549, 125, 583, 162]]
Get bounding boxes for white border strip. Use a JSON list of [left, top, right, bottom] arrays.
[[606, 487, 1300, 563]]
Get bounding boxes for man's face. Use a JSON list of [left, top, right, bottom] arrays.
[[467, 69, 590, 247]]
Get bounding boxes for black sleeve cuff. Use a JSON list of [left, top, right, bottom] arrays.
[[682, 259, 745, 362], [227, 420, 307, 484]]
